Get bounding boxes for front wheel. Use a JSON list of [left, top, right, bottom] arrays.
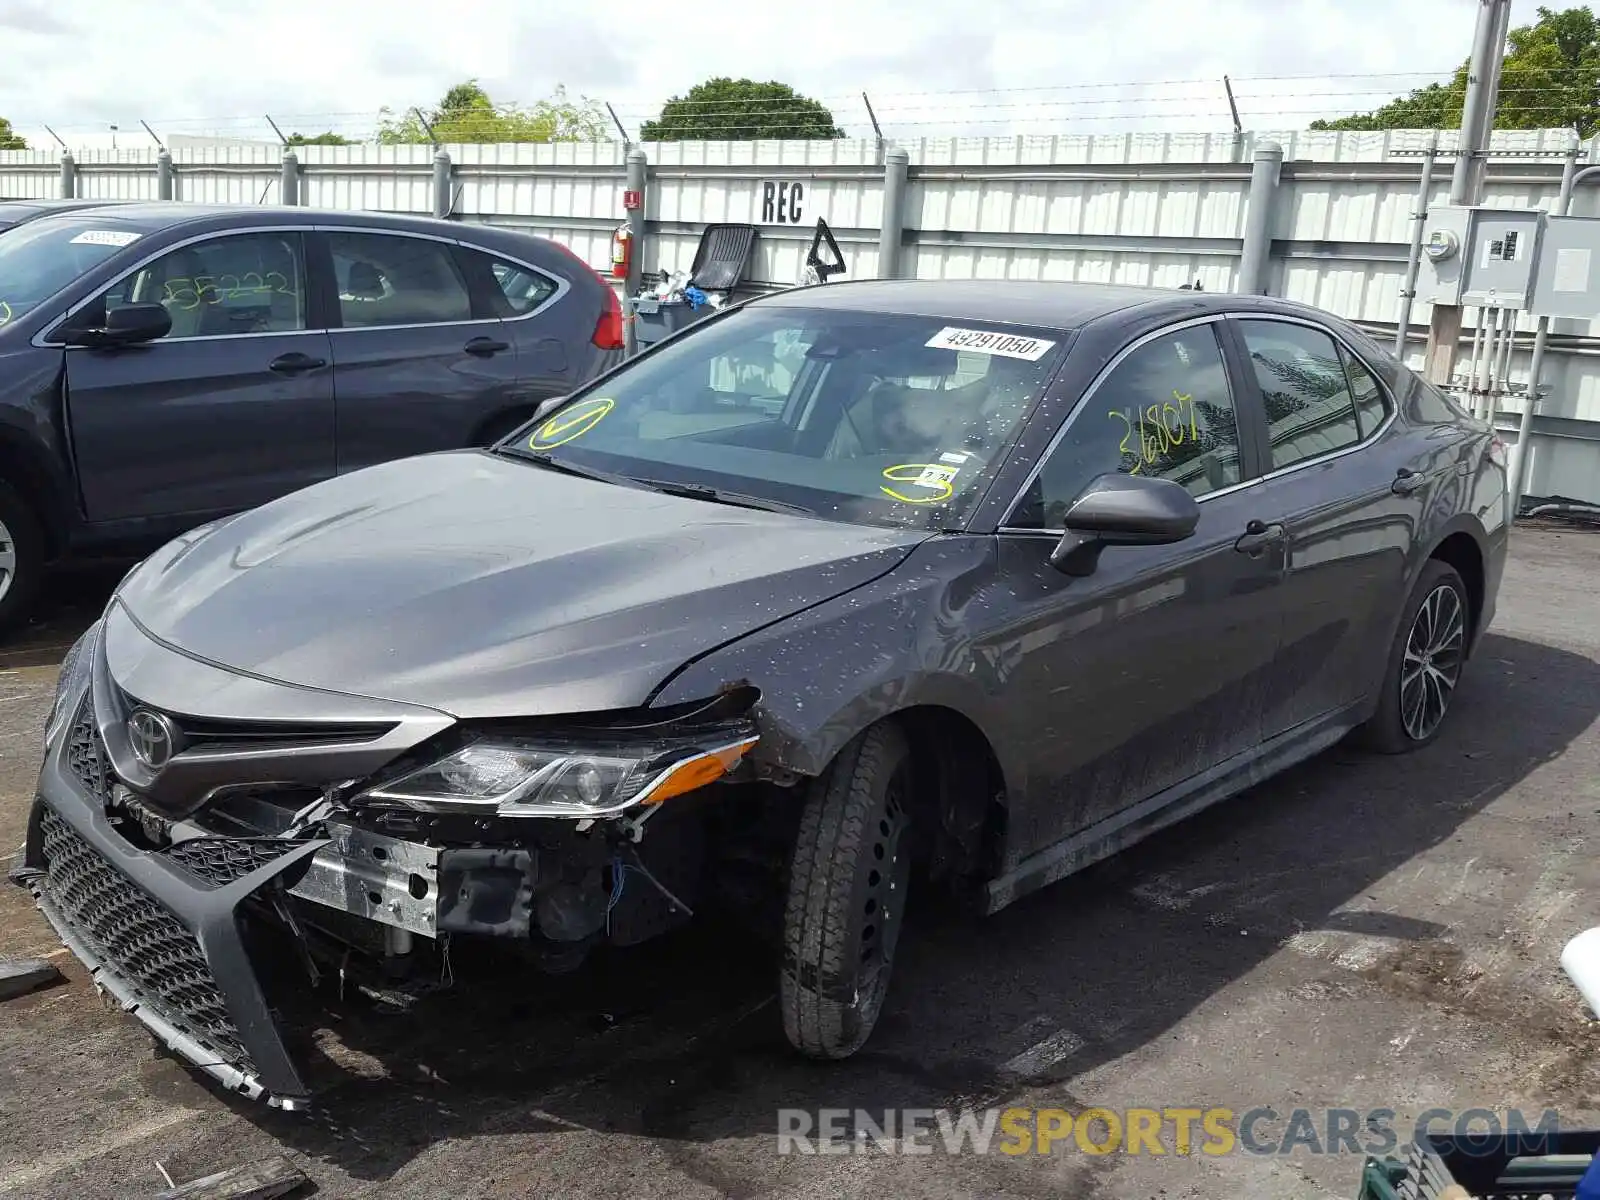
[[0, 481, 45, 639], [1355, 559, 1471, 754], [780, 722, 913, 1060]]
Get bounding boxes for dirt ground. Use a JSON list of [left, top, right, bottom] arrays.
[[2, 527, 1599, 1199]]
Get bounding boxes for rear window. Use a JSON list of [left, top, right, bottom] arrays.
[[501, 305, 1071, 531]]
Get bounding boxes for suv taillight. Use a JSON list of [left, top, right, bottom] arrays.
[[593, 282, 624, 350]]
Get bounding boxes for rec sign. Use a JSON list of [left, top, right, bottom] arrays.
[[760, 181, 807, 225]]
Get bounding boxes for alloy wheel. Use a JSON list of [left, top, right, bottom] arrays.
[[0, 514, 15, 606], [1400, 582, 1466, 741]]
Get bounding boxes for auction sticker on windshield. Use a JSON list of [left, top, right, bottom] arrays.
[[68, 230, 141, 248], [924, 327, 1056, 361]]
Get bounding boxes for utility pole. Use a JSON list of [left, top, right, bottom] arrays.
[[1423, 0, 1513, 385]]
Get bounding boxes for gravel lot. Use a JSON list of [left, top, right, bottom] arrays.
[[2, 527, 1598, 1200]]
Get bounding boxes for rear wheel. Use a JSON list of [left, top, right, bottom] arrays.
[[0, 481, 45, 638], [780, 723, 913, 1060], [1355, 559, 1470, 754]]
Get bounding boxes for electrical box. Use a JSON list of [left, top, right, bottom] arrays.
[[1462, 208, 1542, 307], [1415, 204, 1544, 309], [1415, 204, 1473, 306], [1529, 214, 1600, 319]]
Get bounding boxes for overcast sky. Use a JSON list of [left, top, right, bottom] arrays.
[[0, 0, 1553, 148]]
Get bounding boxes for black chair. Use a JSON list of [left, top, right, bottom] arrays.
[[688, 224, 758, 291]]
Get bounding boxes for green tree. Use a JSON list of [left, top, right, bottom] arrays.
[[0, 117, 26, 151], [1312, 5, 1600, 135], [640, 78, 843, 141], [378, 80, 608, 144], [287, 131, 355, 146]]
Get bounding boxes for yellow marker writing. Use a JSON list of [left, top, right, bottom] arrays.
[[880, 462, 956, 505], [529, 397, 614, 449], [0, 300, 11, 327]]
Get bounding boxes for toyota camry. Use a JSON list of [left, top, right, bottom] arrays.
[[16, 278, 1508, 1108]]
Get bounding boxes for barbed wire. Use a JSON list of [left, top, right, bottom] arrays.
[[13, 68, 1600, 143]]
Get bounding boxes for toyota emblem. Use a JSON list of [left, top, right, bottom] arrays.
[[126, 708, 180, 771]]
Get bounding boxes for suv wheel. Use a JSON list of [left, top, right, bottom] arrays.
[[780, 722, 913, 1060], [1356, 559, 1471, 754], [0, 481, 44, 638]]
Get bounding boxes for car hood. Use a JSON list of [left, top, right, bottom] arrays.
[[115, 450, 926, 718]]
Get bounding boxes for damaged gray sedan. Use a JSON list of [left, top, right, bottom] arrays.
[[16, 279, 1507, 1108]]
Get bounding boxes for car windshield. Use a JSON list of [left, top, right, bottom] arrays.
[[0, 216, 143, 326], [499, 304, 1071, 531]]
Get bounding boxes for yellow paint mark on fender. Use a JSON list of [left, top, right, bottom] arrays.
[[529, 397, 614, 449]]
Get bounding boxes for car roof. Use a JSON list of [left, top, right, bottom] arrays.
[[750, 277, 1346, 334], [0, 198, 128, 212], [0, 198, 130, 226], [16, 202, 485, 238]]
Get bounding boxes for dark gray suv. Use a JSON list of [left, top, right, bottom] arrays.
[[19, 279, 1508, 1108], [0, 203, 625, 630]]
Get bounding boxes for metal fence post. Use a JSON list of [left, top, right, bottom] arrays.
[[157, 149, 174, 201], [1394, 134, 1439, 359], [624, 148, 647, 297], [878, 146, 909, 280], [59, 152, 76, 199], [1236, 140, 1282, 295], [279, 150, 299, 206], [432, 148, 453, 219], [620, 148, 648, 356], [1507, 138, 1583, 511]]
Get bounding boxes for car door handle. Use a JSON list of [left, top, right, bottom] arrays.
[[1234, 520, 1286, 556], [268, 352, 327, 375], [1392, 467, 1427, 495], [464, 337, 511, 357]]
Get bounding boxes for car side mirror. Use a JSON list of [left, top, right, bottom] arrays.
[[1049, 472, 1201, 577], [64, 302, 171, 348], [531, 395, 568, 423]]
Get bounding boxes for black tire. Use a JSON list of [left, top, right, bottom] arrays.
[[781, 722, 913, 1060], [1354, 559, 1471, 754], [0, 480, 45, 639]]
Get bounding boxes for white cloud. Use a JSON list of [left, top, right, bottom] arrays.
[[0, 0, 1551, 149]]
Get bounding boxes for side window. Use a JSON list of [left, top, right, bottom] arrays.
[[487, 257, 559, 316], [1238, 320, 1363, 472], [109, 233, 306, 339], [1340, 345, 1391, 438], [1008, 323, 1244, 529], [327, 232, 473, 329]]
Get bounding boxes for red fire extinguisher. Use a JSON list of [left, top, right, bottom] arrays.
[[610, 224, 632, 280]]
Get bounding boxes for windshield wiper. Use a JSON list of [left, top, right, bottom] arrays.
[[510, 450, 643, 490], [634, 478, 814, 517]]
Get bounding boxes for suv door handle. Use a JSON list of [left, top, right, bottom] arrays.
[[464, 337, 511, 356], [268, 352, 327, 375], [1392, 467, 1427, 495], [1234, 520, 1286, 556]]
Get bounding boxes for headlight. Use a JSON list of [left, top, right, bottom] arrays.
[[357, 732, 759, 818]]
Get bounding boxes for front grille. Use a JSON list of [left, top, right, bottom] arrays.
[[37, 808, 256, 1075], [64, 699, 109, 804], [164, 837, 294, 888], [116, 688, 394, 753]]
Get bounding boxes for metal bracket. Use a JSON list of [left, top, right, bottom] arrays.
[[287, 822, 439, 938]]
